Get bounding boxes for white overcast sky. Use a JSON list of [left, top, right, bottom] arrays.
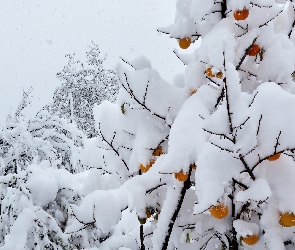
[[0, 0, 185, 124]]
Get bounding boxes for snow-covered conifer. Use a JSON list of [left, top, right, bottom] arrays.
[[0, 110, 84, 175], [49, 43, 119, 138]]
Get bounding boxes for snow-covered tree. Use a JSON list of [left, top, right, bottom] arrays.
[[0, 98, 88, 249], [14, 86, 33, 120], [70, 0, 295, 249], [48, 43, 119, 138], [1, 110, 84, 175]]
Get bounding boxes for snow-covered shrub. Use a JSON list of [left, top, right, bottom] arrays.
[[48, 43, 119, 138], [0, 159, 137, 250], [0, 160, 85, 250], [70, 0, 295, 249], [0, 110, 84, 174]]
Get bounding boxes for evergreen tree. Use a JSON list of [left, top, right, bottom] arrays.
[[48, 43, 119, 138], [1, 110, 84, 175], [0, 94, 87, 249], [71, 0, 295, 249]]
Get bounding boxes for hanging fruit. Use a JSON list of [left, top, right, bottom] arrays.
[[206, 67, 223, 78], [179, 37, 191, 49], [215, 71, 223, 79], [248, 44, 261, 56], [233, 9, 249, 21], [146, 207, 155, 218], [174, 171, 189, 182], [280, 212, 295, 227], [210, 204, 229, 219], [206, 68, 215, 77], [241, 234, 259, 245], [267, 153, 281, 161], [153, 146, 163, 156], [140, 159, 155, 172]]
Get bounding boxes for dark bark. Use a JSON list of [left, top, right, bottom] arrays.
[[221, 0, 227, 19], [138, 169, 145, 250], [229, 182, 239, 250], [140, 225, 145, 250], [161, 167, 192, 250]]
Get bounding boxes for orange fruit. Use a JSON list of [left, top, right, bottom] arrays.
[[153, 146, 162, 157], [267, 153, 281, 161], [280, 212, 295, 227], [248, 44, 260, 56], [140, 159, 155, 173], [191, 89, 197, 95], [179, 38, 191, 49], [206, 68, 215, 77], [233, 9, 249, 21], [242, 235, 259, 245], [215, 72, 223, 79], [209, 204, 229, 219], [191, 164, 197, 170], [146, 211, 152, 218], [174, 171, 189, 182], [146, 207, 155, 218]]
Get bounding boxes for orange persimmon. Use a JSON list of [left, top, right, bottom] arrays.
[[248, 44, 260, 56], [140, 159, 155, 173], [191, 164, 197, 170], [146, 207, 155, 219], [174, 171, 189, 182], [210, 204, 229, 219], [179, 37, 191, 49], [206, 68, 215, 77], [280, 212, 295, 227], [153, 146, 163, 157], [215, 71, 223, 79], [191, 89, 197, 95], [233, 9, 249, 21], [242, 235, 259, 245], [267, 153, 281, 161]]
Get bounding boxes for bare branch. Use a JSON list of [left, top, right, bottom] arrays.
[[256, 115, 263, 137], [233, 117, 250, 130], [210, 141, 234, 153], [259, 9, 284, 28], [250, 3, 272, 8], [274, 131, 282, 153], [232, 178, 248, 189], [223, 75, 236, 143], [143, 80, 150, 105], [161, 167, 193, 249], [248, 92, 258, 107], [236, 37, 258, 71], [173, 50, 187, 66], [221, 0, 227, 19], [206, 76, 221, 88], [120, 73, 169, 124], [120, 56, 134, 68], [203, 128, 234, 143], [98, 123, 129, 171], [239, 154, 255, 180], [214, 87, 225, 109], [146, 183, 167, 194]]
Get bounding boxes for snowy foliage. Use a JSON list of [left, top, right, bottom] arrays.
[[0, 107, 92, 249], [69, 0, 295, 249], [14, 87, 33, 120], [1, 111, 84, 174], [48, 43, 119, 138], [3, 0, 295, 249]]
